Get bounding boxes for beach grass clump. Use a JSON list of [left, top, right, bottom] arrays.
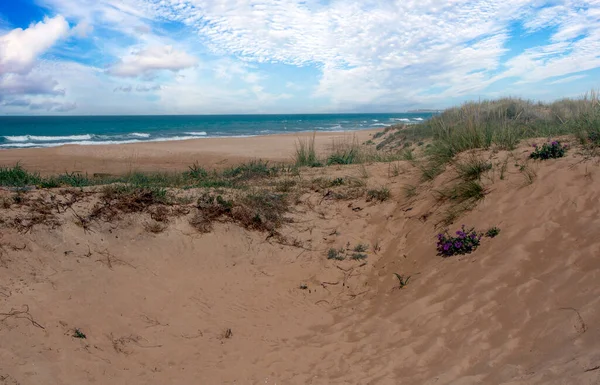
[[485, 226, 501, 238], [351, 252, 368, 260], [327, 248, 345, 261], [222, 160, 280, 180], [437, 180, 485, 203], [436, 225, 482, 257], [529, 141, 568, 160], [327, 145, 360, 165], [353, 243, 369, 252], [455, 156, 492, 181], [0, 164, 42, 187], [294, 134, 322, 167], [366, 187, 390, 202]]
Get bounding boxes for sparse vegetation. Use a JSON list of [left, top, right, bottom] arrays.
[[402, 184, 417, 199], [327, 248, 345, 261], [351, 253, 368, 260], [73, 328, 87, 339], [366, 187, 390, 202], [294, 133, 322, 167], [353, 243, 369, 252], [393, 273, 411, 289], [485, 227, 501, 238]]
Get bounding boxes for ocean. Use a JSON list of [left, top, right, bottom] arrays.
[[0, 113, 435, 149]]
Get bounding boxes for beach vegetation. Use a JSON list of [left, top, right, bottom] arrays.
[[353, 243, 369, 252], [351, 252, 368, 260], [529, 141, 568, 160], [327, 248, 345, 260], [294, 133, 322, 167], [436, 225, 482, 257], [393, 273, 411, 289], [366, 186, 390, 202]]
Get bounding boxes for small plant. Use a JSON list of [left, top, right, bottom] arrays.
[[186, 162, 209, 179], [530, 141, 568, 160], [299, 284, 308, 290], [436, 225, 482, 257], [295, 134, 322, 167], [327, 248, 345, 261], [402, 184, 417, 199], [393, 273, 411, 289], [367, 187, 390, 202], [353, 243, 369, 252], [455, 157, 492, 181], [351, 253, 368, 260], [73, 328, 87, 339], [331, 177, 345, 186], [485, 226, 501, 238]]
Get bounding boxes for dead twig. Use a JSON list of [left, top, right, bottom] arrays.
[[0, 304, 45, 329]]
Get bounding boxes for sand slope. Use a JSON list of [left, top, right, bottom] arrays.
[[1, 144, 600, 384]]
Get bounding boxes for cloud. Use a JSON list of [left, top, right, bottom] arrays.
[[3, 0, 600, 114], [114, 85, 132, 92], [136, 0, 600, 108], [0, 73, 66, 96], [29, 100, 77, 112], [136, 84, 161, 92], [107, 45, 198, 77], [549, 74, 587, 85], [2, 99, 31, 107], [113, 84, 161, 92], [0, 15, 70, 75]]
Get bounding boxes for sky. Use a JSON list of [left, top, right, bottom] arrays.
[[0, 0, 599, 115]]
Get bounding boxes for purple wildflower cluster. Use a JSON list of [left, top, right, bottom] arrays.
[[436, 225, 482, 257], [530, 140, 568, 160]]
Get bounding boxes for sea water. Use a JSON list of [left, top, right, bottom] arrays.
[[0, 113, 435, 149]]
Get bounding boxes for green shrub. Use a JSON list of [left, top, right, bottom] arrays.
[[530, 141, 568, 160]]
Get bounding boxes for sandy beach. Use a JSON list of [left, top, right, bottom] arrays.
[[1, 128, 599, 384], [0, 130, 377, 175]]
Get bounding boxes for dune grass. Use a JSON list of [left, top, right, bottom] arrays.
[[417, 92, 600, 180], [0, 160, 289, 190], [294, 133, 322, 167]]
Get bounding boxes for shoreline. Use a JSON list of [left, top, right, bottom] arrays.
[[0, 129, 380, 175]]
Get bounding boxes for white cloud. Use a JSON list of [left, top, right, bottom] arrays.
[[549, 74, 587, 85], [29, 100, 77, 112], [107, 45, 198, 77], [0, 16, 70, 75], [3, 0, 600, 113], [0, 73, 65, 96]]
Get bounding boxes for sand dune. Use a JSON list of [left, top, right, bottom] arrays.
[[1, 139, 599, 384]]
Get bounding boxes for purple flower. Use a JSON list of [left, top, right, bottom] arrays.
[[551, 141, 558, 146], [533, 143, 538, 148], [443, 243, 451, 251], [454, 241, 463, 248]]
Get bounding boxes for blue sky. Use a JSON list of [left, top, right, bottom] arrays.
[[0, 0, 598, 115]]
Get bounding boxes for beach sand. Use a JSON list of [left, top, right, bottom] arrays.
[[0, 130, 377, 175], [1, 136, 599, 384]]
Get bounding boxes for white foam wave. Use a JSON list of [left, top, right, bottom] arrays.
[[129, 132, 151, 138], [0, 134, 261, 149], [185, 131, 208, 136], [371, 123, 390, 127], [393, 118, 411, 122], [414, 118, 424, 121], [3, 134, 93, 142]]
